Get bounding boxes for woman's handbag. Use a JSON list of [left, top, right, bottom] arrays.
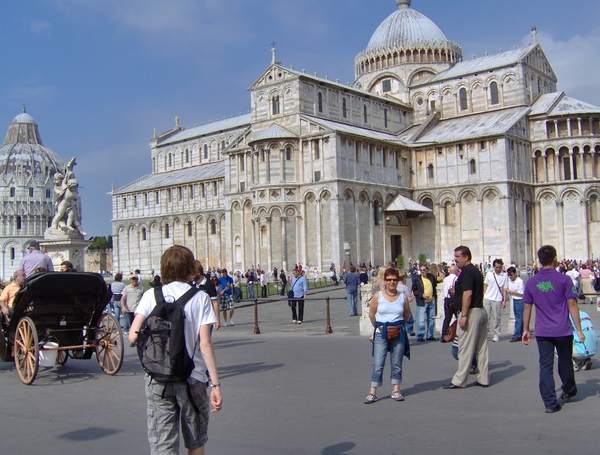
[[386, 325, 400, 339], [443, 320, 457, 342]]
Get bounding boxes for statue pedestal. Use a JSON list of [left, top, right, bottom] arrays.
[[41, 236, 91, 272]]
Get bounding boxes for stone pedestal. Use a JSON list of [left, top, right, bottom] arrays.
[[41, 236, 91, 272], [360, 283, 373, 337]]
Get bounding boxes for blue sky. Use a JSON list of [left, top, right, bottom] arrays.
[[1, 0, 599, 237]]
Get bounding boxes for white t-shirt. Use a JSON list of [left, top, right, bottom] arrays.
[[507, 277, 525, 298], [484, 271, 509, 301], [566, 269, 580, 287], [135, 281, 216, 382]]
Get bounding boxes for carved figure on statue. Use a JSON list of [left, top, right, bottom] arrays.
[[48, 157, 87, 237]]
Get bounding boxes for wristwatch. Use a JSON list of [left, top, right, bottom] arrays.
[[460, 313, 467, 318]]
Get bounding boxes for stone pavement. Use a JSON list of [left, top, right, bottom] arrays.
[[0, 285, 599, 455]]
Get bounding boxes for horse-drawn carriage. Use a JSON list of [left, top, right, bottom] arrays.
[[0, 272, 124, 384]]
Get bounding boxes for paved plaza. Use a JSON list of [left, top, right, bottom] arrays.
[[1, 286, 599, 454]]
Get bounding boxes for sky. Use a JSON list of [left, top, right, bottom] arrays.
[[1, 0, 599, 238]]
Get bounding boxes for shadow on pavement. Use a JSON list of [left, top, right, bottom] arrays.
[[321, 441, 356, 455], [218, 362, 284, 379], [58, 427, 122, 441]]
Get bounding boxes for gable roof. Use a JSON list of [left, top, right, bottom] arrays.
[[402, 107, 529, 144], [158, 114, 251, 145], [301, 115, 408, 145], [413, 44, 539, 86], [250, 123, 297, 143], [113, 161, 224, 195]]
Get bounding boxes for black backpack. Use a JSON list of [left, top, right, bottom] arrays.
[[136, 285, 199, 383]]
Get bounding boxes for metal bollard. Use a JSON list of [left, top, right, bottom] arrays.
[[253, 298, 261, 334], [325, 297, 333, 334]]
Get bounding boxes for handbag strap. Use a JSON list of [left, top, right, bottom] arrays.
[[492, 273, 504, 296]]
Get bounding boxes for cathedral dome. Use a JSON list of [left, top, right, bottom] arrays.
[[355, 1, 462, 80], [0, 108, 65, 182], [366, 0, 449, 52]]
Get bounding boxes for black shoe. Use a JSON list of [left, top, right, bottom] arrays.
[[426, 337, 437, 341], [545, 404, 562, 413], [474, 381, 489, 388], [510, 337, 520, 343], [561, 390, 577, 401], [416, 338, 425, 342], [442, 383, 462, 389], [409, 332, 416, 336]]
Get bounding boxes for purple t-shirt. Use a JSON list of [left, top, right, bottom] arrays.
[[523, 268, 577, 337]]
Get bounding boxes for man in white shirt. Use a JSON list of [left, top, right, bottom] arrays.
[[565, 264, 580, 294], [483, 258, 509, 342], [506, 266, 525, 342], [440, 265, 458, 342]]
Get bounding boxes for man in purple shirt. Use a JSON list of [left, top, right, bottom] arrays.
[[19, 240, 54, 277], [523, 245, 585, 413]]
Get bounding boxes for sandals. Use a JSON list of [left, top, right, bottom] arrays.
[[364, 393, 378, 404], [391, 391, 405, 401]]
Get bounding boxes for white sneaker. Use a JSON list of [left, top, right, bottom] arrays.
[[222, 321, 228, 327], [229, 319, 234, 326], [297, 321, 302, 324], [492, 336, 499, 342], [292, 320, 297, 324]]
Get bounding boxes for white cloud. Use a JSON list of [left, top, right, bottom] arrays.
[[31, 19, 51, 34], [523, 28, 600, 107]]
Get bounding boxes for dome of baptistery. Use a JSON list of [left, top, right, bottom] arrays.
[[0, 107, 64, 181], [355, 0, 462, 79], [0, 107, 66, 280]]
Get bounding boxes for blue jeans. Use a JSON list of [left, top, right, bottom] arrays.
[[247, 283, 255, 299], [279, 282, 287, 296], [347, 290, 358, 315], [512, 299, 524, 338], [416, 300, 435, 339], [536, 336, 577, 409], [370, 327, 405, 387], [405, 311, 414, 333], [451, 344, 478, 370], [112, 302, 122, 328]]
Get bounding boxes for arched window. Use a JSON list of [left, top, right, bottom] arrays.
[[187, 221, 193, 236], [272, 96, 280, 115], [10, 247, 15, 260], [459, 88, 468, 111], [164, 224, 170, 238], [469, 159, 477, 174], [185, 149, 189, 163], [210, 219, 217, 235], [318, 92, 323, 113], [10, 187, 15, 197], [204, 144, 208, 159], [16, 216, 22, 230], [221, 141, 226, 151], [141, 228, 147, 240], [46, 189, 51, 198], [363, 105, 368, 123], [427, 163, 434, 179], [285, 146, 292, 161], [422, 197, 434, 217], [490, 82, 499, 105], [384, 109, 388, 128], [342, 98, 347, 118], [168, 154, 172, 167]]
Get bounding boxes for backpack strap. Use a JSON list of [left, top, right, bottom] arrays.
[[153, 285, 199, 307]]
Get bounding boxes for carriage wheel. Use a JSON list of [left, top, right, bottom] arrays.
[[95, 313, 123, 375], [56, 349, 68, 365], [14, 317, 39, 385]]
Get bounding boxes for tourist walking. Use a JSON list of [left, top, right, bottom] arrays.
[[288, 268, 308, 324], [343, 265, 361, 316], [522, 245, 584, 413], [412, 264, 438, 341], [506, 266, 524, 342]]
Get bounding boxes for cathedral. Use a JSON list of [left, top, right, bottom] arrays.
[[112, 0, 600, 275]]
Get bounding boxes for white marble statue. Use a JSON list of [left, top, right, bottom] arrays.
[[49, 157, 86, 237]]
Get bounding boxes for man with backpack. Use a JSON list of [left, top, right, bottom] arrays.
[[129, 245, 222, 455]]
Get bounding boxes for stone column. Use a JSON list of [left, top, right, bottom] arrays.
[[554, 120, 559, 138], [316, 199, 323, 271], [359, 283, 374, 337], [280, 216, 288, 272], [266, 216, 272, 272], [570, 150, 576, 180], [557, 201, 565, 258], [265, 149, 271, 184]]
